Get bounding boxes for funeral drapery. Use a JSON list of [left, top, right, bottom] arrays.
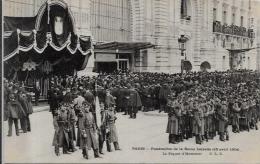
[[3, 0, 92, 71]]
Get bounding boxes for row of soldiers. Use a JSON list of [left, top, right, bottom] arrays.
[[96, 70, 260, 114], [166, 76, 260, 144], [50, 86, 121, 159]]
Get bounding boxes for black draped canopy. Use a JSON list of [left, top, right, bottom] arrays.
[[4, 0, 92, 72]]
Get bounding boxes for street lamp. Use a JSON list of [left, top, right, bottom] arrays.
[[178, 35, 189, 73]]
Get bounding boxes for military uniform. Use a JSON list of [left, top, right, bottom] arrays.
[[193, 103, 204, 144], [232, 102, 241, 133], [217, 102, 229, 141], [104, 108, 121, 151], [166, 101, 181, 144], [78, 105, 100, 159], [128, 88, 142, 118], [6, 94, 26, 137], [52, 107, 70, 155]]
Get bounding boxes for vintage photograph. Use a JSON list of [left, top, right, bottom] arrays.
[[2, 0, 260, 163]]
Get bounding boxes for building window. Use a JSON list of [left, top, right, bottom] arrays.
[[181, 0, 191, 20], [213, 8, 217, 21], [223, 39, 226, 48], [223, 11, 227, 24], [240, 16, 244, 27], [232, 13, 235, 24]]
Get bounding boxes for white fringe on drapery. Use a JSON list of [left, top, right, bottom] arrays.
[[4, 30, 92, 61]]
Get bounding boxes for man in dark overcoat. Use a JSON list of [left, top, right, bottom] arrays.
[[78, 102, 100, 159], [159, 83, 170, 113], [193, 101, 204, 144], [17, 91, 33, 133], [166, 100, 181, 144], [104, 106, 121, 151], [129, 87, 142, 119], [52, 104, 70, 155], [217, 100, 229, 141], [6, 93, 26, 136]]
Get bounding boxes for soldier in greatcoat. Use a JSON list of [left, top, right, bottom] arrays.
[[207, 101, 216, 139], [122, 86, 131, 115], [193, 101, 204, 144], [78, 101, 100, 159], [166, 100, 181, 144], [98, 102, 107, 154], [48, 87, 62, 117], [159, 83, 170, 113], [17, 91, 33, 133], [240, 98, 250, 131], [128, 87, 142, 119], [26, 92, 33, 132], [232, 101, 241, 133], [52, 104, 70, 155], [203, 101, 210, 142], [104, 106, 121, 151], [104, 90, 116, 109], [66, 103, 77, 152], [217, 99, 229, 141], [250, 98, 258, 130], [6, 93, 26, 137], [140, 85, 152, 112]]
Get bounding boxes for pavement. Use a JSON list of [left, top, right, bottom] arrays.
[[3, 106, 260, 163], [32, 102, 49, 113]]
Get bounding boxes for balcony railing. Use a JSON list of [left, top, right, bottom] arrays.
[[213, 21, 255, 38]]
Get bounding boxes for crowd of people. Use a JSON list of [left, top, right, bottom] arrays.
[[4, 69, 260, 159], [47, 75, 121, 159], [96, 69, 260, 144]]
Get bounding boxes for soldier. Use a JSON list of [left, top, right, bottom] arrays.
[[250, 98, 258, 130], [26, 91, 34, 132], [177, 100, 185, 142], [104, 90, 116, 109], [217, 99, 229, 141], [6, 93, 26, 137], [166, 99, 181, 144], [66, 103, 77, 152], [207, 100, 216, 139], [203, 101, 210, 142], [193, 101, 204, 144], [240, 98, 250, 131], [140, 85, 152, 112], [183, 100, 191, 139], [159, 83, 170, 113], [78, 101, 100, 159], [49, 87, 62, 117], [17, 90, 33, 133], [232, 101, 241, 133], [52, 103, 70, 155], [129, 86, 142, 119], [98, 102, 107, 154], [105, 106, 121, 151]]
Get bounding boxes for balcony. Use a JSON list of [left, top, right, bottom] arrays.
[[213, 21, 255, 38], [180, 15, 191, 26]]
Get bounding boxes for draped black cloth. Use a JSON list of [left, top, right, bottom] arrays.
[[3, 1, 92, 66]]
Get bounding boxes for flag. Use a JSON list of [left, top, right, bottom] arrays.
[[95, 96, 101, 128]]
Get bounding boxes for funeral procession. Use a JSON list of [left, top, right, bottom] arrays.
[[2, 0, 260, 163]]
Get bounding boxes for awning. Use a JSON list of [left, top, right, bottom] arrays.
[[226, 48, 255, 53], [94, 41, 154, 50], [3, 0, 93, 62]]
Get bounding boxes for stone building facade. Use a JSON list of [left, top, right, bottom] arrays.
[[3, 0, 258, 73], [131, 0, 257, 73]]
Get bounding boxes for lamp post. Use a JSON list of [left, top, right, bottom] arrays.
[[178, 35, 188, 74]]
